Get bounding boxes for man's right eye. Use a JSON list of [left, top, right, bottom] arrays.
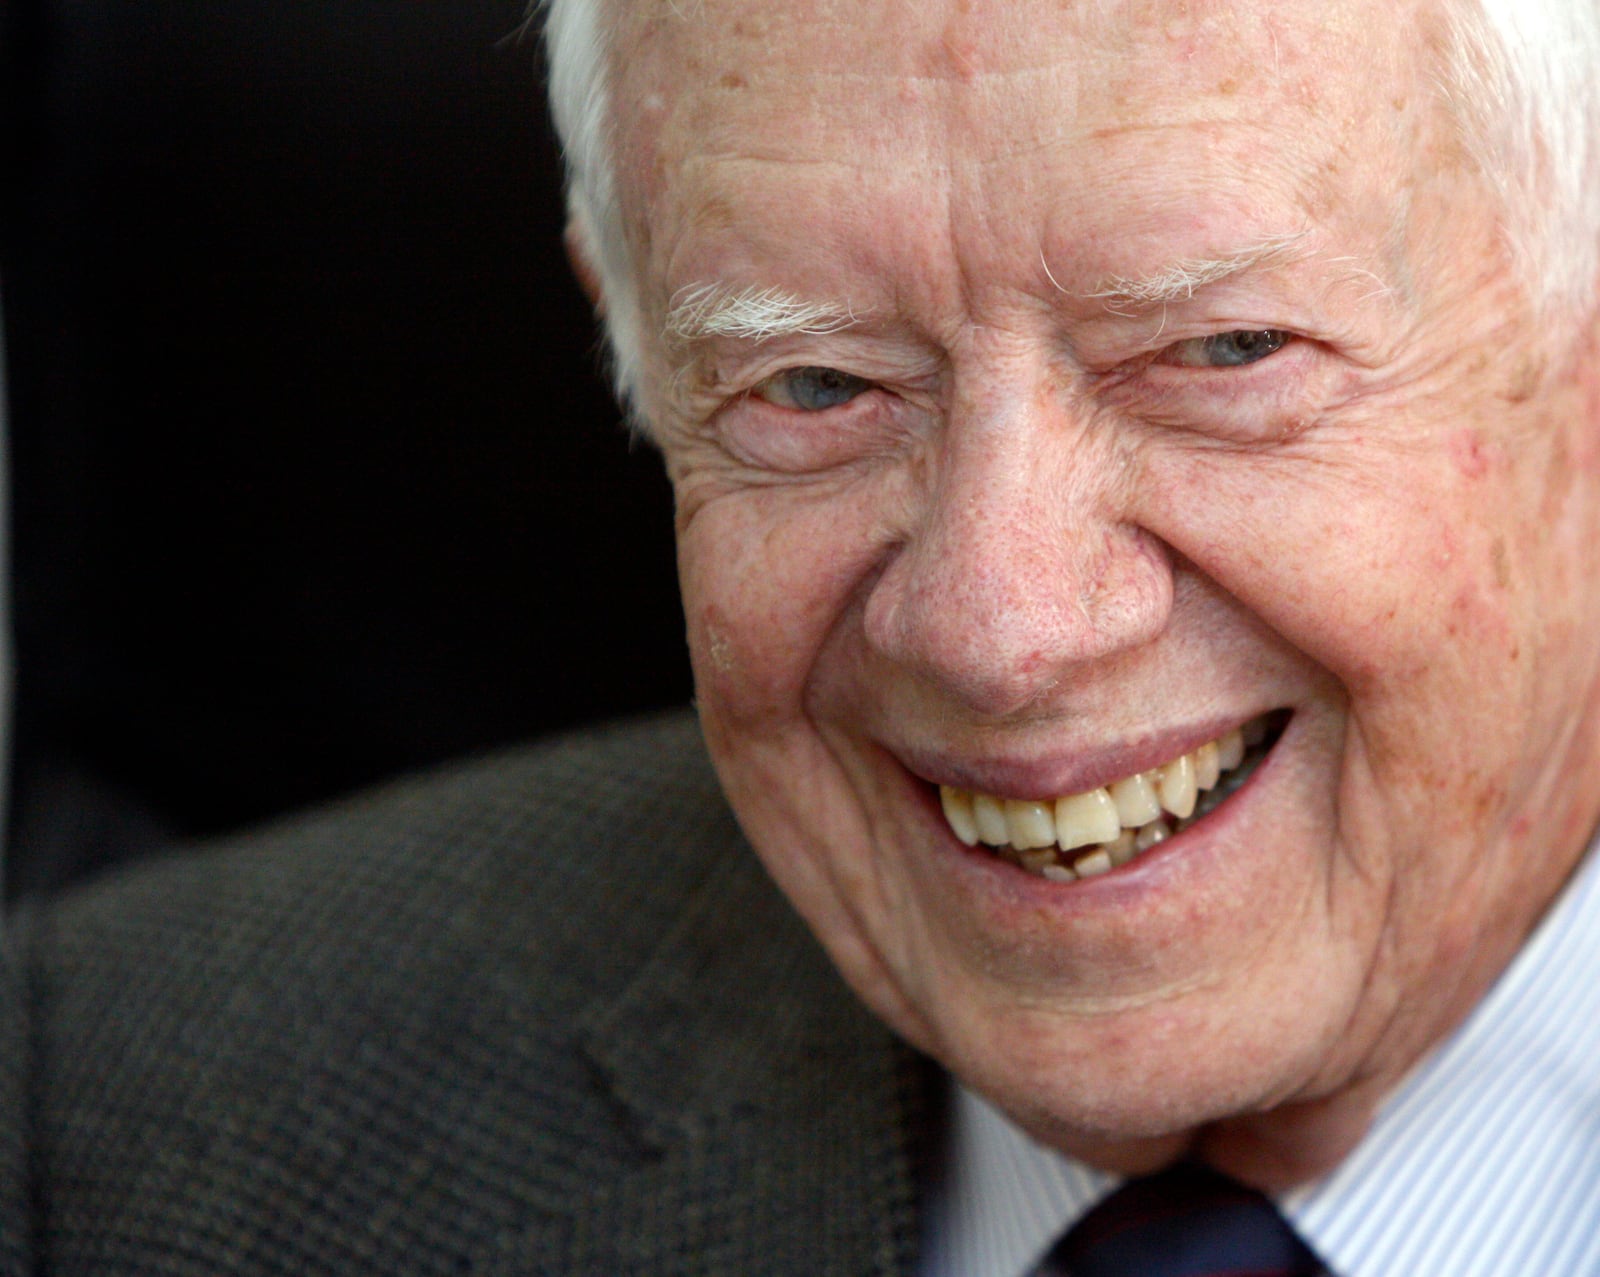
[[752, 366, 873, 411]]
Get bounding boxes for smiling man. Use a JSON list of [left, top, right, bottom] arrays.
[[14, 0, 1600, 1273], [645, 0, 1600, 1132], [552, 0, 1600, 1261]]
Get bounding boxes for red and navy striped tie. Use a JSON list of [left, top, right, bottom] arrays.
[[1043, 1162, 1331, 1276]]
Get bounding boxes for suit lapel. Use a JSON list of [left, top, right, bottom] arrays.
[[567, 844, 938, 1274]]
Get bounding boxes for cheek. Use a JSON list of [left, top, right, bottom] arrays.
[[1151, 433, 1523, 688], [1144, 437, 1534, 845], [678, 488, 888, 724]]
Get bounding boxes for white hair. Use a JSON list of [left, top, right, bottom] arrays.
[[663, 284, 859, 344], [539, 0, 1600, 407], [1445, 1, 1600, 315], [1080, 232, 1314, 311], [540, 0, 644, 405]]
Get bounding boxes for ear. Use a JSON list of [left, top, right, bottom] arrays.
[[565, 220, 607, 317]]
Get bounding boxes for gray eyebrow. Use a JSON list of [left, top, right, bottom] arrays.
[[1076, 230, 1315, 310], [663, 231, 1327, 346], [663, 282, 861, 344]]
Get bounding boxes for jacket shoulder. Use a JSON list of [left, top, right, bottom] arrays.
[[28, 708, 731, 1008], [19, 709, 812, 1275]]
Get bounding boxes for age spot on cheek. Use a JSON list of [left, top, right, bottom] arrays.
[[1449, 428, 1492, 482], [1491, 537, 1511, 592], [1503, 355, 1544, 405]]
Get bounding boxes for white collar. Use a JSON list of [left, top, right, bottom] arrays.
[[921, 843, 1600, 1277]]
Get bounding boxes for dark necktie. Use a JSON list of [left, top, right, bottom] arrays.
[[1042, 1162, 1331, 1276]]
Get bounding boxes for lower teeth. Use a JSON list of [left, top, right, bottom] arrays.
[[996, 815, 1172, 879]]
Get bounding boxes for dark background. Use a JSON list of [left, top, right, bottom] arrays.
[[0, 0, 692, 897]]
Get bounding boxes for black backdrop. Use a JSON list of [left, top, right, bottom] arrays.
[[0, 0, 691, 896]]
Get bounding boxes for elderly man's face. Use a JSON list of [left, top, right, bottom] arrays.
[[601, 0, 1600, 1182]]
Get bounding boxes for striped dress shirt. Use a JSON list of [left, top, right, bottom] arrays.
[[921, 842, 1600, 1277]]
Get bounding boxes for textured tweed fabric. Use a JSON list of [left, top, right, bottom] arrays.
[[0, 932, 26, 1275], [14, 711, 934, 1275]]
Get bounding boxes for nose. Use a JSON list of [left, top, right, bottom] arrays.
[[862, 384, 1173, 719]]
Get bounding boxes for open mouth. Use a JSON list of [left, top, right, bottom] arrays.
[[938, 711, 1289, 882]]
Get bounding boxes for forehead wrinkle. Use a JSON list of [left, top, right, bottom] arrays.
[[677, 68, 1096, 176]]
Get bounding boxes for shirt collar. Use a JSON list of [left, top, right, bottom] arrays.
[[922, 843, 1600, 1277], [1287, 839, 1600, 1276]]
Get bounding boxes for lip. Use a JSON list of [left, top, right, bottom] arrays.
[[897, 710, 1281, 800], [907, 709, 1295, 898]]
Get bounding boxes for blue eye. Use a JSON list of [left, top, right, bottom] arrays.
[[1166, 329, 1291, 368], [754, 366, 873, 411]]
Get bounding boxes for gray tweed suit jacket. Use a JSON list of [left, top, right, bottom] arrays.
[[8, 711, 938, 1274]]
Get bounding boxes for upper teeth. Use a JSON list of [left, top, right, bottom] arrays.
[[939, 722, 1261, 882]]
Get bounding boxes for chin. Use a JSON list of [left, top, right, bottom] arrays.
[[925, 958, 1364, 1157]]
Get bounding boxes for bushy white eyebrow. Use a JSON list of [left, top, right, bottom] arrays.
[[663, 233, 1317, 346], [1079, 230, 1314, 310], [663, 283, 860, 344]]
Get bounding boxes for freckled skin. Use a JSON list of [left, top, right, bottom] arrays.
[[1505, 355, 1544, 403], [588, 0, 1600, 1189]]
